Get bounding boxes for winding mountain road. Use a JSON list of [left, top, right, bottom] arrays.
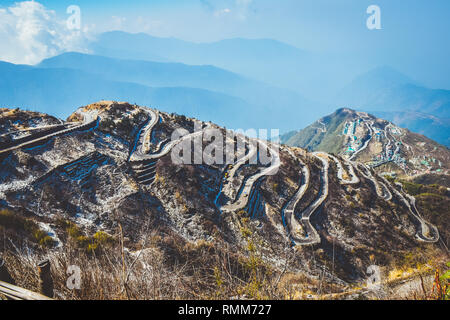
[[125, 108, 437, 245], [393, 182, 439, 243], [218, 137, 258, 203], [129, 107, 214, 187], [282, 157, 311, 245], [1, 105, 440, 247], [292, 153, 329, 245], [282, 152, 329, 246], [0, 111, 98, 156], [129, 108, 160, 162], [219, 140, 280, 215], [279, 149, 439, 246], [349, 120, 374, 161], [328, 154, 360, 185], [355, 163, 392, 201], [316, 119, 327, 133]]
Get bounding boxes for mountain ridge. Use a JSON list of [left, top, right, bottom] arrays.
[[38, 52, 315, 126], [282, 108, 450, 178], [0, 60, 266, 130], [0, 101, 447, 299], [335, 67, 450, 146]]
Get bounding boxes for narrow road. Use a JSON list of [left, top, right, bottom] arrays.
[[219, 138, 258, 203], [392, 182, 439, 243], [129, 108, 212, 187], [349, 120, 373, 161], [129, 108, 160, 162], [316, 119, 327, 133], [127, 108, 161, 186], [283, 152, 329, 246], [328, 154, 360, 184], [220, 140, 280, 215], [282, 157, 311, 245], [0, 111, 98, 156], [355, 163, 392, 201], [292, 152, 329, 245], [0, 122, 78, 139]]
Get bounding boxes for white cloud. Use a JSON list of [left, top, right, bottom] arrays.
[[0, 1, 90, 65], [111, 16, 127, 30], [236, 0, 253, 20], [205, 0, 253, 21], [213, 8, 231, 17]]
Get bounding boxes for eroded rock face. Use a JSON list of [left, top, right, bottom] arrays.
[[0, 101, 445, 288]]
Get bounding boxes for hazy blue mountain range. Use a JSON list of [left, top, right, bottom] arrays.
[[89, 32, 450, 114], [90, 31, 310, 91], [38, 52, 318, 126], [370, 110, 450, 147], [0, 57, 320, 131], [89, 32, 450, 107], [89, 31, 367, 101], [336, 66, 450, 146], [1, 31, 448, 145], [337, 66, 418, 104], [337, 66, 450, 118], [88, 32, 449, 146], [0, 61, 260, 129]]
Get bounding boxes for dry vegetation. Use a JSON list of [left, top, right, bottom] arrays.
[[1, 223, 298, 300], [3, 209, 446, 300]]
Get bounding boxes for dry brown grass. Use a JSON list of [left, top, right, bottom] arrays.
[[1, 227, 294, 300]]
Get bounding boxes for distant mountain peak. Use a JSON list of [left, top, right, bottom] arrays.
[[336, 65, 450, 146], [350, 65, 418, 89], [282, 108, 450, 177]]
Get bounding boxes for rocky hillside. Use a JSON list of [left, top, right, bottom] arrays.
[[282, 108, 450, 179], [0, 102, 447, 299]]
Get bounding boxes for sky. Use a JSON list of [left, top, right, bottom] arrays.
[[0, 0, 449, 88]]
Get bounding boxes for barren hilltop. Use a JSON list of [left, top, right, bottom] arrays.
[[0, 102, 448, 299]]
